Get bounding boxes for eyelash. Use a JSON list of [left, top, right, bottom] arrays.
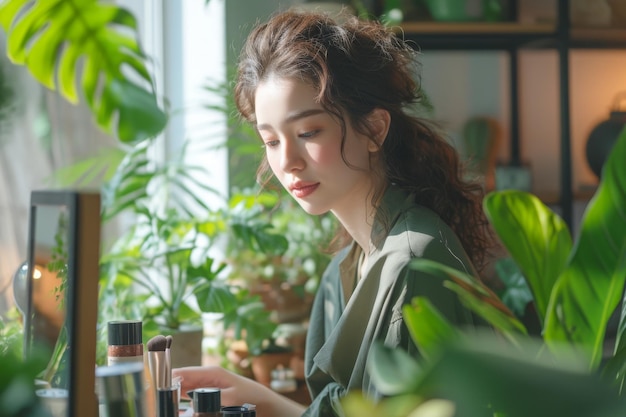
[[262, 130, 320, 148], [298, 129, 319, 139]]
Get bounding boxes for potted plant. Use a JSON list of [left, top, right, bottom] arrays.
[[209, 187, 335, 386], [95, 136, 288, 368], [223, 189, 335, 323], [341, 128, 626, 416]]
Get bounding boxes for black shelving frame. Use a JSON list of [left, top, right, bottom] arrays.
[[394, 0, 626, 230]]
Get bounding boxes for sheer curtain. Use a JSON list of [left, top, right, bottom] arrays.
[[0, 37, 116, 314]]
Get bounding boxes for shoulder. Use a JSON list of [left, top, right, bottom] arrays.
[[385, 202, 451, 250], [383, 203, 474, 275]]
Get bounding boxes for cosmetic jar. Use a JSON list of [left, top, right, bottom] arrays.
[[189, 387, 221, 417], [221, 403, 256, 417], [107, 320, 143, 365]]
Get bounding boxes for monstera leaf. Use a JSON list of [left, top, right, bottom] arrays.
[[0, 0, 167, 143]]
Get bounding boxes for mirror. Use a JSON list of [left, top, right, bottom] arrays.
[[26, 203, 71, 387], [24, 190, 101, 417]]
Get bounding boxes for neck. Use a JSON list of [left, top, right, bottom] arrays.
[[332, 200, 376, 256]]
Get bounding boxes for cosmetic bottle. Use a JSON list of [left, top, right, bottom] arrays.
[[107, 320, 143, 365], [107, 320, 157, 416], [96, 362, 147, 417], [190, 388, 221, 417]]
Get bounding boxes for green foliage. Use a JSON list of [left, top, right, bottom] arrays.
[[343, 128, 626, 416], [0, 51, 15, 133], [482, 131, 626, 369], [224, 188, 336, 295], [483, 191, 572, 322], [0, 313, 58, 417], [410, 259, 526, 344], [96, 140, 295, 359], [0, 348, 52, 417], [0, 309, 23, 358], [493, 257, 533, 318], [0, 0, 167, 143], [359, 334, 625, 417]]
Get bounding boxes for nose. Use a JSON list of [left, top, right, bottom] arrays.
[[279, 137, 305, 172]]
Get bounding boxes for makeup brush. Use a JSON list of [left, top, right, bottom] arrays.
[[165, 335, 173, 388], [147, 335, 168, 390]]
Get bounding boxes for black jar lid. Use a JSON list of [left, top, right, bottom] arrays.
[[191, 388, 221, 413], [107, 320, 142, 345], [221, 404, 256, 416]]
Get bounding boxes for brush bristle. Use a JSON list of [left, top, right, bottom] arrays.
[[147, 335, 167, 352], [165, 335, 173, 349]]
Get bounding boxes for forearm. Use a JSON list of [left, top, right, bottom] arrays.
[[221, 372, 304, 417], [245, 382, 306, 417]]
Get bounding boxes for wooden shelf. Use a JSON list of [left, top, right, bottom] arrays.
[[393, 0, 625, 226], [569, 27, 626, 47], [399, 21, 555, 35], [397, 21, 558, 50], [399, 22, 626, 49]]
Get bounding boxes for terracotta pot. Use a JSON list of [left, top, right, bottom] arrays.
[[251, 282, 313, 324], [250, 351, 293, 387]]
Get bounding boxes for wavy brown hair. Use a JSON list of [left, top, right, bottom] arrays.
[[234, 10, 494, 272]]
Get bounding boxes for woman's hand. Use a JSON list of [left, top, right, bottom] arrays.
[[173, 366, 306, 417]]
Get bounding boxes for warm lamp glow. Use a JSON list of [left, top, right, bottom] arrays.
[[33, 267, 42, 280]]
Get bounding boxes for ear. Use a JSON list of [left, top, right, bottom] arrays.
[[366, 108, 391, 152]]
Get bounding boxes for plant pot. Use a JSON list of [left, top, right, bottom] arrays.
[[251, 282, 313, 324], [250, 351, 293, 387], [424, 0, 482, 22], [169, 326, 203, 368]]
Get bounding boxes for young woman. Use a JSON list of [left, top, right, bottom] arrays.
[[174, 9, 493, 417]]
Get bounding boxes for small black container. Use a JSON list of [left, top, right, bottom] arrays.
[[221, 404, 256, 417], [189, 388, 221, 417]]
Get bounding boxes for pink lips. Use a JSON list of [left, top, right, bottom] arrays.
[[290, 182, 319, 198]]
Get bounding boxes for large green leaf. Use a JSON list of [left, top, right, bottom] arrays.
[[544, 132, 626, 369], [406, 335, 625, 417], [601, 248, 626, 393], [410, 259, 526, 341], [0, 0, 167, 143], [483, 190, 572, 323], [367, 341, 422, 396], [402, 297, 461, 361]]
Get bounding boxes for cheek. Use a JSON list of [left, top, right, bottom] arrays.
[[265, 151, 284, 181], [305, 142, 339, 167], [343, 136, 373, 169]]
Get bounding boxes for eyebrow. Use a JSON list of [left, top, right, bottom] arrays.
[[256, 108, 326, 131]]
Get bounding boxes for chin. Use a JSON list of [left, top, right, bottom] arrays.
[[294, 201, 329, 216]]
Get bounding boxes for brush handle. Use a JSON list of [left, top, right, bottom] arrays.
[[148, 351, 168, 390], [156, 386, 178, 417], [165, 348, 171, 388]]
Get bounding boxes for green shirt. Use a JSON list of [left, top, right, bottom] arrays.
[[303, 185, 479, 416]]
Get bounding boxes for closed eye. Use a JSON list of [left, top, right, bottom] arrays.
[[299, 130, 320, 139], [263, 139, 280, 148]]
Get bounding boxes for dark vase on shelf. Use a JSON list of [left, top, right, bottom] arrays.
[[586, 94, 626, 179]]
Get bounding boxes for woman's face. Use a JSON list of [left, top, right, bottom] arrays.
[[255, 77, 377, 216]]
